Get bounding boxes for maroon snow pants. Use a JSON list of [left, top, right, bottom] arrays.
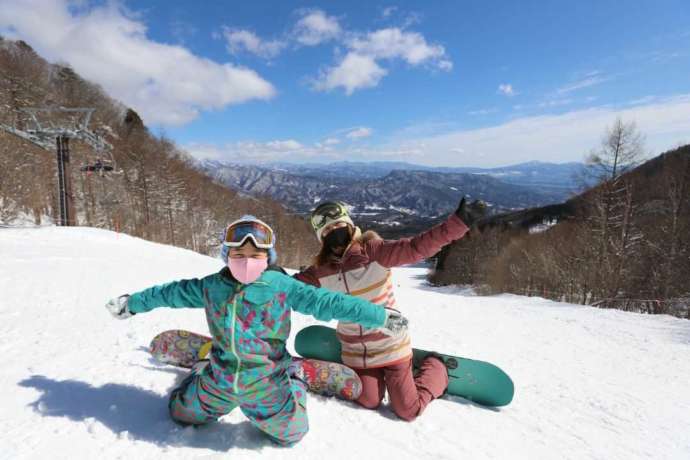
[[354, 356, 448, 421]]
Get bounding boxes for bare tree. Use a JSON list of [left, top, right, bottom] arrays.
[[587, 118, 646, 181], [646, 152, 690, 310], [581, 119, 646, 303]]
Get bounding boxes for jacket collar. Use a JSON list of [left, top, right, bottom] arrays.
[[219, 266, 236, 284]]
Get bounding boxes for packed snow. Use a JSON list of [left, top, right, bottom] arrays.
[[1, 227, 689, 460]]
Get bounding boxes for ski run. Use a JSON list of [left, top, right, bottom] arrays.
[[1, 226, 688, 460]]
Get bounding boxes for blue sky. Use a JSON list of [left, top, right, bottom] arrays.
[[1, 0, 690, 166]]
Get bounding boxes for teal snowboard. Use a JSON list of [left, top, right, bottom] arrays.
[[294, 325, 514, 407]]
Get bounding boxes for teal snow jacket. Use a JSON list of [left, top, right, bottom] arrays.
[[128, 267, 387, 394]]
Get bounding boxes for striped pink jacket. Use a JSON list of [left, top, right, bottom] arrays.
[[294, 214, 469, 369]]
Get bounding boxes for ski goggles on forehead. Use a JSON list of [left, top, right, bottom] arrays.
[[223, 219, 274, 249], [310, 202, 348, 231]]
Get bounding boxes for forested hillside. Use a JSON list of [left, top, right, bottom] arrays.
[[0, 37, 318, 267], [432, 143, 690, 318]]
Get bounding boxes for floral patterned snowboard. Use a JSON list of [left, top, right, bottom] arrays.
[[149, 329, 362, 400]]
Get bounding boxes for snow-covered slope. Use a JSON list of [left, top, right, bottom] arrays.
[[1, 227, 688, 460]]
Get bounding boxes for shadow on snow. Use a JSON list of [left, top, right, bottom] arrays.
[[18, 375, 272, 452]]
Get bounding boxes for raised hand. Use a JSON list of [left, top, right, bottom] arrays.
[[455, 196, 487, 227]]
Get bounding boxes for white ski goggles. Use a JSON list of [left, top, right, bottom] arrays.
[[222, 218, 274, 249]]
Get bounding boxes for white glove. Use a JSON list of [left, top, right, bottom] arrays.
[[382, 310, 408, 336], [105, 295, 133, 319]]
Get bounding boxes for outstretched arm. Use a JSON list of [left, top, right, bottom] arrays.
[[367, 213, 469, 268], [287, 277, 386, 329], [124, 278, 207, 314]]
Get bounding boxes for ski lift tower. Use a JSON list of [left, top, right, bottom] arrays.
[[0, 107, 113, 226]]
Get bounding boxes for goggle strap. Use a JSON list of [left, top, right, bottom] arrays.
[[226, 217, 273, 233]]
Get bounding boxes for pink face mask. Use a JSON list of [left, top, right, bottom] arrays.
[[228, 257, 268, 284]]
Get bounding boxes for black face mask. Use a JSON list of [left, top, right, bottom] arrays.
[[323, 226, 351, 250]]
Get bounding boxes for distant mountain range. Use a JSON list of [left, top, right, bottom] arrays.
[[199, 160, 586, 235], [269, 160, 587, 193]]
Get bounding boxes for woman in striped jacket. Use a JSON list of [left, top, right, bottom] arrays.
[[294, 198, 482, 420]]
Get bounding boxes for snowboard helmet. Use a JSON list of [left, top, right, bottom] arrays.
[[220, 215, 277, 264], [310, 201, 354, 243]]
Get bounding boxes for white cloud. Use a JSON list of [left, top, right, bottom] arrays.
[[382, 6, 398, 18], [223, 28, 286, 59], [314, 27, 451, 94], [556, 72, 609, 95], [170, 20, 197, 44], [314, 52, 387, 95], [266, 139, 303, 150], [323, 137, 340, 145], [186, 139, 323, 163], [184, 143, 225, 161], [468, 108, 499, 116], [346, 127, 373, 139], [383, 95, 690, 166], [402, 12, 423, 28], [0, 0, 275, 126], [437, 59, 453, 71], [293, 9, 341, 46], [348, 28, 449, 67], [187, 96, 690, 166], [498, 83, 515, 96], [537, 98, 573, 108]]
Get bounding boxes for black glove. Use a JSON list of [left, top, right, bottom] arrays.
[[454, 197, 487, 227]]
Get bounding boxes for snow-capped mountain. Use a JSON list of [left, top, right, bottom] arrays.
[[199, 160, 571, 223], [269, 160, 587, 192]]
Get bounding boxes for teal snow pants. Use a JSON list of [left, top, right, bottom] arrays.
[[168, 365, 309, 446]]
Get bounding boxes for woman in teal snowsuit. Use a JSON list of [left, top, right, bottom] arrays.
[[105, 215, 407, 446]]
